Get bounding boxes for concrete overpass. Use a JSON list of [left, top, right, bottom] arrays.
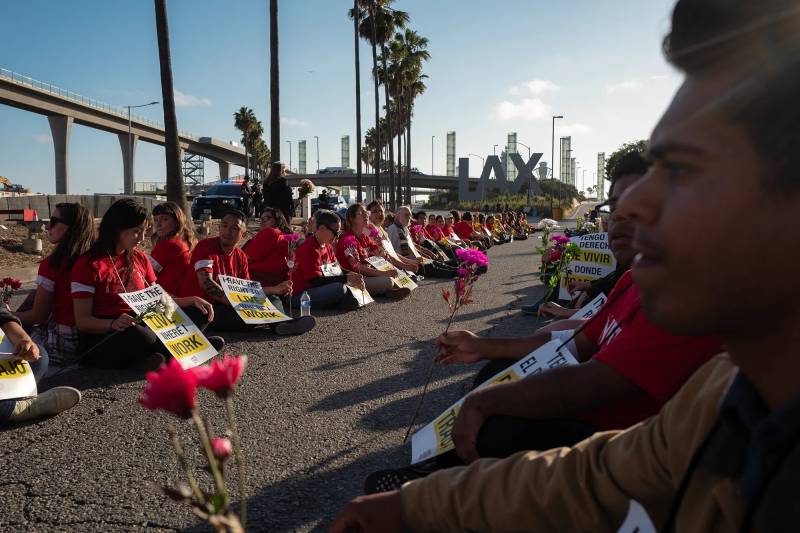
[[286, 173, 458, 190], [0, 67, 246, 194]]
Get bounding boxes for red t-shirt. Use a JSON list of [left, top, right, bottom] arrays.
[[578, 271, 722, 430], [71, 249, 157, 317], [453, 221, 476, 240], [291, 235, 342, 295], [426, 224, 444, 242], [180, 237, 250, 299], [36, 255, 75, 326], [335, 229, 380, 272], [243, 227, 289, 280], [149, 237, 190, 296], [443, 225, 456, 237]]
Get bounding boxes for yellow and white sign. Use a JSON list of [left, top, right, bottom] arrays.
[[120, 284, 216, 369], [346, 284, 374, 307], [218, 275, 292, 325], [410, 340, 578, 464], [366, 256, 418, 290], [569, 292, 608, 320], [559, 233, 617, 300], [0, 331, 37, 400]]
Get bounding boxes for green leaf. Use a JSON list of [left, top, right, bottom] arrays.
[[208, 492, 230, 514]]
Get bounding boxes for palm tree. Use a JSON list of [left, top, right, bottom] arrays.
[[153, 0, 188, 214], [269, 0, 281, 182], [234, 107, 257, 178], [352, 0, 363, 202]]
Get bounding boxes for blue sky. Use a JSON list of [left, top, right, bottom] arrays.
[[0, 0, 680, 195]]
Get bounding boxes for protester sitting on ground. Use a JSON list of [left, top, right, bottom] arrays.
[[333, 2, 799, 529], [289, 210, 364, 310], [11, 203, 94, 367], [181, 209, 315, 335], [367, 200, 423, 276], [484, 215, 508, 245], [149, 202, 195, 297], [442, 215, 465, 247], [0, 308, 81, 425], [389, 207, 459, 279], [382, 212, 394, 230], [72, 199, 221, 370], [335, 203, 411, 300], [453, 211, 489, 249], [425, 213, 444, 243], [522, 149, 648, 317], [242, 207, 291, 288]]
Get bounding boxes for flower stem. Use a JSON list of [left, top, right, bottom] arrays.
[[224, 397, 247, 529], [168, 425, 206, 508], [191, 411, 228, 504]]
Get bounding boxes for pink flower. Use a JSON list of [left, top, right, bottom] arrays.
[[0, 277, 21, 289], [551, 235, 571, 245], [456, 267, 470, 278], [284, 233, 300, 244], [455, 278, 466, 298], [411, 224, 424, 236], [139, 359, 198, 418], [441, 289, 450, 303], [192, 355, 248, 398], [369, 227, 379, 239], [211, 437, 232, 460], [455, 248, 489, 268]]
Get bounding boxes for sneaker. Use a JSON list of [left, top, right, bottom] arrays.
[[385, 287, 412, 300], [207, 336, 226, 351], [130, 352, 166, 372], [363, 458, 443, 494], [274, 315, 316, 336], [8, 386, 82, 422]]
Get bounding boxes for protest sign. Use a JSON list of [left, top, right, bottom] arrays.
[[346, 284, 374, 307], [617, 500, 657, 533], [569, 292, 607, 320], [217, 275, 292, 325], [559, 233, 617, 300], [410, 340, 578, 464], [366, 256, 418, 290], [0, 331, 37, 400], [321, 262, 343, 277], [119, 284, 216, 369]]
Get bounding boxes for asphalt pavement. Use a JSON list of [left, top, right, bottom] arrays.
[[0, 237, 547, 532]]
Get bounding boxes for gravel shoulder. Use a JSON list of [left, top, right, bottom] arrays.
[[0, 238, 545, 532]]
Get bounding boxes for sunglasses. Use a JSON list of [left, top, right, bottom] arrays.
[[48, 215, 67, 228]]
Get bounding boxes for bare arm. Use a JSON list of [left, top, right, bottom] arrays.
[[14, 286, 54, 325], [1, 320, 39, 361], [196, 270, 229, 305], [438, 329, 598, 365], [73, 298, 120, 334]]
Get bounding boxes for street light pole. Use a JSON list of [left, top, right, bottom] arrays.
[[550, 115, 563, 217], [517, 140, 532, 206], [469, 153, 486, 202], [125, 101, 159, 194], [314, 135, 319, 173], [286, 140, 292, 172], [493, 144, 498, 156], [431, 135, 435, 175]]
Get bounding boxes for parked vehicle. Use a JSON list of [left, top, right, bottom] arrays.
[[191, 183, 246, 219], [311, 194, 347, 212], [319, 167, 354, 174]]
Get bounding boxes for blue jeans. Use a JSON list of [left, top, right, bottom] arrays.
[[0, 343, 49, 422], [290, 282, 348, 310]]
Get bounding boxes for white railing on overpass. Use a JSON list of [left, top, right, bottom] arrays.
[[0, 67, 197, 140]]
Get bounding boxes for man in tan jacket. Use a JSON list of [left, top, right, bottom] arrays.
[[331, 0, 800, 530]]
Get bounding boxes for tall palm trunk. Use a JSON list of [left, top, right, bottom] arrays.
[[370, 14, 381, 198], [154, 0, 188, 214], [396, 103, 402, 205], [406, 100, 412, 204], [382, 45, 395, 209], [269, 0, 281, 181], [354, 0, 363, 202]]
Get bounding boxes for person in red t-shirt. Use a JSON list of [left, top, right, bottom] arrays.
[[242, 207, 290, 287], [182, 209, 316, 335], [452, 212, 489, 250], [290, 210, 364, 310], [334, 204, 411, 300], [150, 202, 194, 297], [12, 202, 94, 366], [72, 199, 218, 371]]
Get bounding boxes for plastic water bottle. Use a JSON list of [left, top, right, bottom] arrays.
[[300, 291, 311, 317]]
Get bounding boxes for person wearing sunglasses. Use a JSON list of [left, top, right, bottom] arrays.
[[366, 200, 425, 277], [290, 210, 364, 310], [242, 207, 292, 289], [12, 203, 94, 367]]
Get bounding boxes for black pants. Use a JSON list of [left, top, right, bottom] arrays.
[[80, 306, 211, 369], [418, 261, 458, 279], [205, 300, 296, 333]]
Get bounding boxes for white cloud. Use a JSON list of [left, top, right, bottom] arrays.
[[491, 98, 551, 122], [508, 79, 559, 96], [649, 75, 669, 81], [174, 90, 212, 107], [559, 123, 591, 136], [280, 116, 309, 127], [606, 79, 644, 93], [32, 134, 51, 144]]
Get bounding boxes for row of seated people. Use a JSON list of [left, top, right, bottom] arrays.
[[0, 200, 495, 425]]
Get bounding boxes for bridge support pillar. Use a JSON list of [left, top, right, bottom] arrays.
[[48, 115, 73, 194], [218, 160, 230, 182], [118, 133, 139, 194]]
